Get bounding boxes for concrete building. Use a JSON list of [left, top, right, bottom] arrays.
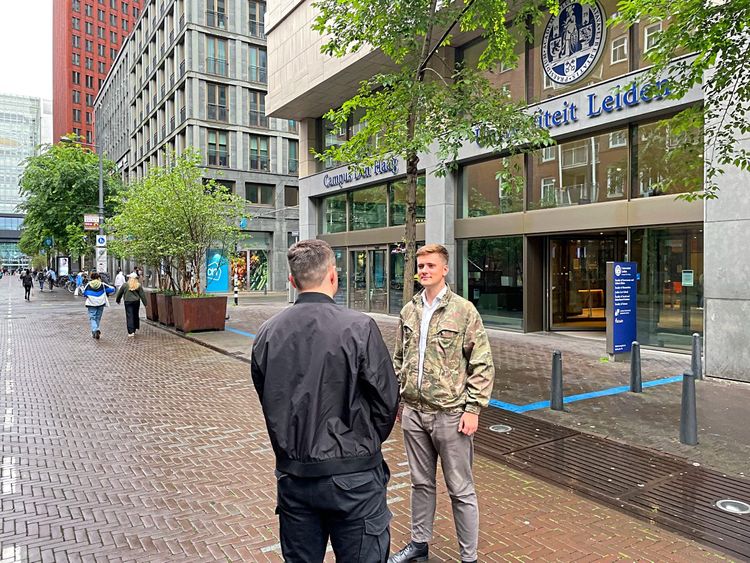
[[53, 0, 144, 146], [95, 0, 299, 292], [266, 1, 748, 382], [0, 94, 51, 270]]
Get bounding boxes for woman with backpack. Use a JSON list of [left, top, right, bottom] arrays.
[[82, 272, 115, 339], [21, 270, 33, 301], [115, 272, 148, 337]]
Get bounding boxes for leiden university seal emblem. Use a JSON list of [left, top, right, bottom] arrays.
[[542, 0, 606, 85]]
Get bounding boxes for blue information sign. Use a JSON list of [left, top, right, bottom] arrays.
[[205, 250, 229, 293], [611, 261, 637, 354]]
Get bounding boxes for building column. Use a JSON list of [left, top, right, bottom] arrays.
[[425, 168, 457, 285], [271, 180, 288, 292]]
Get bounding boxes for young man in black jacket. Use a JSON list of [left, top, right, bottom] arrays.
[[251, 239, 399, 562]]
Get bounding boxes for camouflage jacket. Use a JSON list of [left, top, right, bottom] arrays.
[[393, 287, 495, 414]]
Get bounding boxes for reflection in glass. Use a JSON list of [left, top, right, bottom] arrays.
[[322, 193, 347, 233], [350, 185, 387, 230], [390, 177, 426, 226], [460, 237, 523, 329], [529, 129, 628, 209], [461, 155, 524, 217], [631, 226, 703, 350], [350, 250, 367, 310], [370, 249, 388, 313], [333, 247, 347, 306]]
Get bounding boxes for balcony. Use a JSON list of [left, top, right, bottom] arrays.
[[208, 105, 228, 122], [207, 58, 228, 76], [249, 155, 270, 171], [248, 110, 269, 128], [208, 151, 229, 167], [206, 11, 227, 29], [248, 19, 265, 38], [248, 65, 267, 84]]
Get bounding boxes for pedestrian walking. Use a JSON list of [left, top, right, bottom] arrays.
[[37, 270, 46, 292], [114, 268, 126, 294], [115, 272, 147, 337], [389, 244, 495, 563], [47, 268, 56, 290], [21, 270, 33, 301], [251, 239, 399, 563], [82, 272, 115, 340]]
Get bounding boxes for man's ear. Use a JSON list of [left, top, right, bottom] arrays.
[[289, 273, 299, 290]]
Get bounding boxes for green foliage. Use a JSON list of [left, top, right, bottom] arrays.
[[18, 136, 121, 257], [107, 149, 246, 294], [612, 0, 750, 199], [30, 255, 47, 271]]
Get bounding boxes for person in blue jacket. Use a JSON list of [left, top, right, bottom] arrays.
[[82, 272, 115, 339]]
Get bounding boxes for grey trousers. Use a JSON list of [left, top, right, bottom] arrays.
[[402, 406, 478, 561]]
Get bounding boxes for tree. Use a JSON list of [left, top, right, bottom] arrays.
[[107, 149, 246, 294], [313, 0, 553, 302], [18, 137, 121, 259], [613, 0, 750, 199]]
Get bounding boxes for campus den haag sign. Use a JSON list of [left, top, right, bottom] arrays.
[[322, 158, 400, 189]]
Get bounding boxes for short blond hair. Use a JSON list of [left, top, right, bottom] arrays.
[[416, 244, 449, 264]]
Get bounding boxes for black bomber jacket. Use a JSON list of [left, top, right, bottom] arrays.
[[251, 292, 399, 478]]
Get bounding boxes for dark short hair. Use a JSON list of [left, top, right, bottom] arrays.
[[287, 239, 335, 290], [90, 272, 100, 280], [416, 244, 449, 264]]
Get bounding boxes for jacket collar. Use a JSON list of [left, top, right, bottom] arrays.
[[413, 284, 453, 310], [295, 291, 336, 305]]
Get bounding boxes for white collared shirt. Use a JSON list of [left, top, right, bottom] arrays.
[[418, 284, 448, 389]]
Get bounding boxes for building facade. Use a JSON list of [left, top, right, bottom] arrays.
[[53, 0, 144, 145], [0, 95, 51, 270], [95, 0, 299, 292], [266, 1, 748, 382]]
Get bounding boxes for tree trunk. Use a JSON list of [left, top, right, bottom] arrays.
[[402, 150, 420, 304]]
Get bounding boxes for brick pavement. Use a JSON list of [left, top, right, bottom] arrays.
[[0, 277, 732, 561], [215, 303, 750, 478]]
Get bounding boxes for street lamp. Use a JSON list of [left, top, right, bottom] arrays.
[[60, 135, 105, 271]]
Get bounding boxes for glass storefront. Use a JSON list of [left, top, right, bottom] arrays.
[[459, 237, 524, 329], [333, 247, 347, 306], [460, 155, 524, 217], [351, 185, 388, 231], [322, 192, 347, 233], [390, 178, 426, 226], [631, 226, 703, 349]]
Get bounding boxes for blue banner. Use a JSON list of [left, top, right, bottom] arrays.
[[206, 250, 229, 293], [611, 261, 637, 354]]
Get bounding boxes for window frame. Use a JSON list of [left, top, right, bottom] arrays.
[[611, 36, 628, 64]]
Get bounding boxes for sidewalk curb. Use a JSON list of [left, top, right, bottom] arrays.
[[144, 318, 251, 365]]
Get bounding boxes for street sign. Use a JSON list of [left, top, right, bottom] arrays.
[[84, 214, 99, 231], [96, 247, 107, 273], [606, 261, 638, 356], [44, 237, 53, 247], [95, 234, 107, 247]]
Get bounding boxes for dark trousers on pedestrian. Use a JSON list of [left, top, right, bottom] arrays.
[[124, 301, 141, 334], [275, 462, 392, 563], [24, 286, 31, 300]]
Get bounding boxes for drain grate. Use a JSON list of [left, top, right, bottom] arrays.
[[716, 499, 750, 515]]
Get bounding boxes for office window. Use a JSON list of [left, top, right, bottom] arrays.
[[122, 2, 128, 12], [245, 183, 274, 205], [207, 83, 228, 121], [86, 93, 95, 106], [133, 6, 139, 17], [73, 109, 82, 122], [73, 0, 81, 11], [390, 177, 427, 224], [207, 130, 229, 166], [321, 193, 347, 233], [73, 127, 82, 137], [350, 185, 387, 231], [86, 112, 92, 124], [98, 26, 105, 39], [98, 61, 106, 73], [248, 46, 267, 83], [609, 130, 627, 148], [249, 135, 269, 171], [72, 17, 81, 30], [110, 14, 117, 25], [206, 37, 228, 76], [460, 156, 522, 217], [541, 145, 556, 162], [644, 22, 662, 52], [248, 0, 266, 37], [72, 34, 81, 48], [85, 39, 93, 52], [207, 0, 226, 28], [72, 53, 80, 66], [98, 44, 105, 56], [122, 19, 128, 31], [72, 90, 81, 104], [85, 3, 93, 16], [288, 140, 298, 174], [611, 36, 628, 64], [98, 9, 105, 21], [85, 75, 94, 88], [111, 48, 117, 59], [248, 91, 267, 127], [85, 21, 93, 34], [72, 71, 81, 85], [284, 186, 298, 207], [111, 31, 118, 43], [85, 57, 93, 70], [110, 0, 116, 8]]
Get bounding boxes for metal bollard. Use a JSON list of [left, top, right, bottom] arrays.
[[691, 333, 703, 380], [679, 371, 698, 445], [630, 341, 642, 393], [550, 350, 564, 411], [233, 273, 239, 306]]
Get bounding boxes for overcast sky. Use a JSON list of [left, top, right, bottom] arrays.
[[0, 0, 53, 100]]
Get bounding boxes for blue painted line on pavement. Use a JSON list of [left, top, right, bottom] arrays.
[[489, 375, 683, 414], [226, 327, 256, 339]]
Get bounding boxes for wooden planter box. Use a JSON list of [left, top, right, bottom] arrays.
[[145, 290, 159, 322], [155, 293, 174, 326], [172, 295, 227, 333]]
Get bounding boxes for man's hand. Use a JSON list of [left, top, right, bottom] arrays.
[[458, 412, 479, 436]]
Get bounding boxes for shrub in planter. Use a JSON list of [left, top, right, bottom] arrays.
[[155, 292, 175, 326], [172, 295, 227, 333], [145, 290, 160, 322]]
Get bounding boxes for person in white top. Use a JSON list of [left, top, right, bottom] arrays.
[[114, 269, 126, 296]]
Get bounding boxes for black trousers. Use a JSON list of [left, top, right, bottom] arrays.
[[276, 462, 391, 563], [24, 286, 31, 300], [124, 301, 141, 334]]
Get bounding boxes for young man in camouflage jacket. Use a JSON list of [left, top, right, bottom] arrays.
[[389, 244, 495, 563]]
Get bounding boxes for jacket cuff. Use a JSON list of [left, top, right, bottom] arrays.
[[464, 403, 481, 415]]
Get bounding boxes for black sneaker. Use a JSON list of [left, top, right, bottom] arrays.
[[95, 330, 101, 339], [388, 542, 429, 563], [92, 331, 97, 339]]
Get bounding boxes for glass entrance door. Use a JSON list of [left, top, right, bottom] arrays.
[[550, 235, 625, 329], [349, 248, 389, 313]]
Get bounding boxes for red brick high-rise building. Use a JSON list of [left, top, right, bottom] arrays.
[[53, 0, 144, 146]]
